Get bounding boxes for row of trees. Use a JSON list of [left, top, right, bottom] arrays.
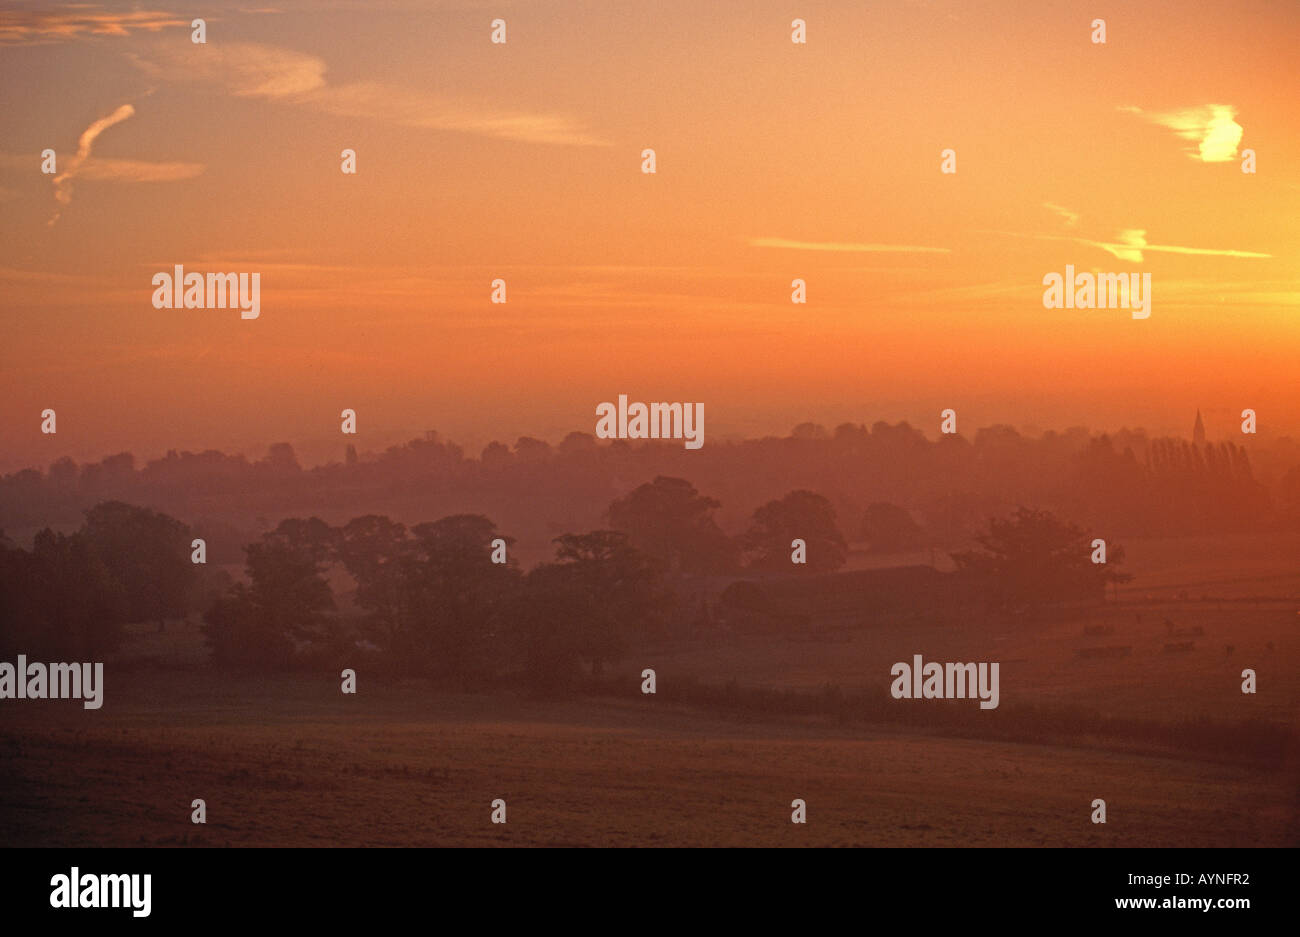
[[0, 477, 852, 671], [2, 483, 1129, 682], [197, 477, 851, 683], [607, 477, 851, 573], [8, 421, 1291, 538], [0, 502, 201, 659], [201, 515, 671, 692]]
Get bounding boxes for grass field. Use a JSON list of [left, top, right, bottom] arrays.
[[1, 532, 1296, 847], [634, 600, 1300, 724], [1, 672, 1294, 847], [640, 532, 1300, 724]]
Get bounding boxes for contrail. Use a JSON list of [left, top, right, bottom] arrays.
[[48, 103, 135, 225]]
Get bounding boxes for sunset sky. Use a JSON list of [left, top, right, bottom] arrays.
[[1, 0, 1297, 472]]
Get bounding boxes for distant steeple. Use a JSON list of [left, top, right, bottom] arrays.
[[1193, 409, 1206, 446]]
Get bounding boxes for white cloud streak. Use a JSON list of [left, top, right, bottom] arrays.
[[748, 237, 950, 253], [49, 104, 135, 224], [1122, 104, 1244, 163]]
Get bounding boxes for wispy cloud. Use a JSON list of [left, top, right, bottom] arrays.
[[303, 81, 612, 147], [1122, 104, 1244, 163], [1042, 202, 1079, 227], [127, 42, 325, 98], [129, 41, 611, 147], [997, 229, 1272, 262], [74, 157, 205, 183], [49, 104, 136, 225], [0, 8, 188, 44], [1086, 229, 1270, 262], [748, 237, 950, 253], [0, 150, 204, 183], [0, 265, 97, 284]]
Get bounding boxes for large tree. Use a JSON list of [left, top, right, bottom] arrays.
[[743, 489, 847, 572], [0, 529, 128, 659], [81, 501, 195, 630], [606, 476, 736, 575], [517, 531, 669, 692], [401, 514, 520, 679], [201, 520, 337, 669], [952, 507, 1132, 611], [335, 514, 412, 652]]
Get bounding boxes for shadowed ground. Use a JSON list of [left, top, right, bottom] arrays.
[[1, 673, 1293, 847]]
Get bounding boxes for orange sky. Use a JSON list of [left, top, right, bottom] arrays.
[[1, 0, 1297, 472]]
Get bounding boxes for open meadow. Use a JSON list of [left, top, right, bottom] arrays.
[[2, 532, 1297, 847], [3, 625, 1299, 845], [1, 669, 1295, 848]]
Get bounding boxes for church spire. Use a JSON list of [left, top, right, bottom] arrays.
[[1193, 409, 1206, 446]]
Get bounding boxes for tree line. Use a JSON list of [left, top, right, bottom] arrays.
[[6, 421, 1294, 541], [199, 476, 851, 689], [1, 478, 1129, 688]]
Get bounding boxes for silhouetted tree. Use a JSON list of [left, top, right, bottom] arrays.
[[552, 530, 670, 674], [744, 490, 847, 571], [791, 422, 828, 440], [262, 442, 301, 472], [0, 529, 128, 658], [401, 514, 520, 680], [81, 501, 194, 631], [516, 530, 668, 693], [480, 441, 513, 470], [201, 523, 337, 669], [512, 562, 587, 694], [336, 514, 412, 652], [607, 476, 736, 575], [265, 516, 338, 565], [952, 507, 1131, 612], [201, 585, 291, 669]]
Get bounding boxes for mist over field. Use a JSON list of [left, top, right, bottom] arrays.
[[3, 420, 1298, 847]]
